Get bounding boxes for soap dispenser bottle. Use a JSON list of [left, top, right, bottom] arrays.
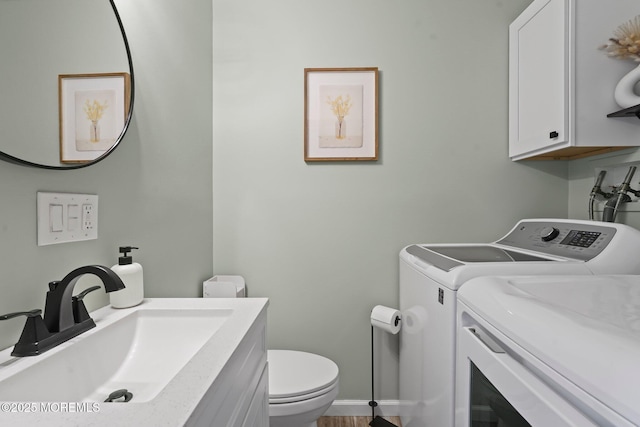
[[110, 246, 144, 308]]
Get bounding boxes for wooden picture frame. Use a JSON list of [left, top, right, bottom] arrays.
[[59, 72, 130, 164], [304, 67, 379, 162]]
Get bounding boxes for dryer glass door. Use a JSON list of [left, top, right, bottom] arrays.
[[469, 363, 530, 426]]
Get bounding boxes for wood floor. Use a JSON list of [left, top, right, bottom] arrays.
[[317, 416, 402, 427]]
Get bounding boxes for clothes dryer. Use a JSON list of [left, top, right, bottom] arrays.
[[455, 274, 640, 427], [399, 218, 640, 427]]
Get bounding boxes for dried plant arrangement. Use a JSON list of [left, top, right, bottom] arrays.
[[326, 95, 352, 140], [83, 99, 108, 122], [600, 15, 640, 62]]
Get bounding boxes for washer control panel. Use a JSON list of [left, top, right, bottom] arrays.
[[559, 230, 601, 248], [496, 220, 617, 261]]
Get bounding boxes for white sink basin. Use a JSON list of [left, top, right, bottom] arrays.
[[87, 309, 232, 403], [0, 308, 231, 402], [0, 298, 268, 426]]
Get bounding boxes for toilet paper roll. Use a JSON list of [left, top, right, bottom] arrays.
[[370, 305, 401, 334]]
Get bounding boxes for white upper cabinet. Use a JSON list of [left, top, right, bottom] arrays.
[[509, 0, 640, 161], [510, 0, 568, 159]]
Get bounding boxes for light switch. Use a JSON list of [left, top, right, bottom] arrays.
[[37, 192, 98, 246], [49, 204, 63, 232], [68, 204, 80, 231]]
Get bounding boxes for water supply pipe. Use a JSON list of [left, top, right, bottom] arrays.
[[589, 170, 609, 220], [603, 166, 637, 222]]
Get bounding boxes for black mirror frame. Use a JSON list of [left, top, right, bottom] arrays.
[[0, 0, 135, 170]]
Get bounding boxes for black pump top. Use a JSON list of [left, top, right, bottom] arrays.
[[118, 246, 139, 265]]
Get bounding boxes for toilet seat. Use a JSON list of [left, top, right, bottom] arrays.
[[268, 350, 339, 404], [269, 380, 339, 404]]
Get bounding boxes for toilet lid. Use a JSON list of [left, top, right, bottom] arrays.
[[268, 350, 339, 401]]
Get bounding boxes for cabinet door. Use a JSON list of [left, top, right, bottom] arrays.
[[509, 0, 570, 160], [241, 365, 269, 427]]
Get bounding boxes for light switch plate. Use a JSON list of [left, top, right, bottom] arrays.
[[37, 192, 98, 246]]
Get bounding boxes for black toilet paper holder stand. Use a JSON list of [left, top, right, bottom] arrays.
[[368, 315, 400, 427]]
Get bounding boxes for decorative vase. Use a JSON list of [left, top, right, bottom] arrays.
[[614, 63, 640, 109], [335, 117, 346, 139], [90, 120, 100, 143]]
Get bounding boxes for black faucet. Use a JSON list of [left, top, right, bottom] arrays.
[[0, 265, 125, 357]]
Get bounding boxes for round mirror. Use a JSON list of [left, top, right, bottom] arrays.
[[0, 0, 134, 169]]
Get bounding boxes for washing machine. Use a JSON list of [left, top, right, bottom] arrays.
[[399, 218, 640, 427], [455, 274, 640, 426]]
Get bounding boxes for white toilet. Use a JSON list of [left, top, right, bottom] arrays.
[[268, 350, 339, 427]]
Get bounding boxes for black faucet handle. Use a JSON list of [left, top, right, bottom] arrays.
[[72, 285, 101, 302], [72, 286, 101, 324], [0, 309, 42, 321]]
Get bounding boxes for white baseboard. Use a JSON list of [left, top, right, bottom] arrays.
[[325, 399, 400, 417]]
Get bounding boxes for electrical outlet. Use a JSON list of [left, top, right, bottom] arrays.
[[82, 204, 95, 231], [37, 192, 98, 246]]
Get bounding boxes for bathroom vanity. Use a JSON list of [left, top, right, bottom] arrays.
[[0, 298, 269, 426]]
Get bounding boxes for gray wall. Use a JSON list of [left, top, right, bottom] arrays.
[[0, 0, 213, 350], [0, 0, 576, 404], [212, 0, 568, 400]]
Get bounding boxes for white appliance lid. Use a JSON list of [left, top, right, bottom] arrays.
[[268, 350, 339, 399], [458, 274, 640, 426]]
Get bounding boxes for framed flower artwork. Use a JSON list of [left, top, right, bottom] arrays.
[[304, 67, 379, 162], [59, 73, 130, 164]]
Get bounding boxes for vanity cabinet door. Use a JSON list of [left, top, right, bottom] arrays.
[[509, 0, 570, 160], [186, 313, 268, 427], [241, 364, 269, 427]]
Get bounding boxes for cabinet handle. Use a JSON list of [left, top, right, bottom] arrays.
[[549, 131, 559, 139]]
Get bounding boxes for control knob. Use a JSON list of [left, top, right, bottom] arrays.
[[540, 227, 559, 242]]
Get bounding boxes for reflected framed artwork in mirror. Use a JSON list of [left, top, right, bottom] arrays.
[[304, 67, 379, 162], [59, 73, 130, 164], [0, 0, 134, 169]]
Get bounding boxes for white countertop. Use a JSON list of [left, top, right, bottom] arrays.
[[0, 297, 269, 427]]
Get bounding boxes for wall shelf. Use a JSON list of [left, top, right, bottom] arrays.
[[607, 104, 640, 119]]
